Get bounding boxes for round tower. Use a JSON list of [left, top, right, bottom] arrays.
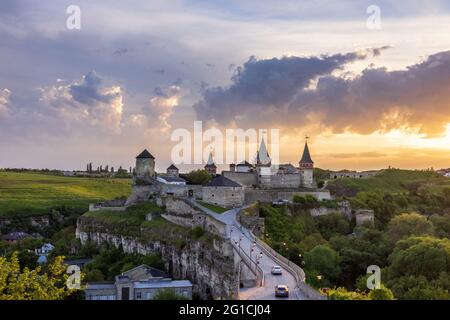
[[135, 149, 155, 182]]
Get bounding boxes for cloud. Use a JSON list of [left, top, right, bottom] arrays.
[[194, 49, 450, 137], [0, 88, 11, 116], [39, 71, 123, 133], [129, 85, 181, 132], [194, 48, 387, 126]]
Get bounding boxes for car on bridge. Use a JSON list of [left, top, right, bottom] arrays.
[[275, 285, 289, 298], [271, 266, 282, 275]]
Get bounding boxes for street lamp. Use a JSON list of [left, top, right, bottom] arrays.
[[255, 252, 263, 271]]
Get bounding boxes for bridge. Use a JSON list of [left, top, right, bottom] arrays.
[[189, 200, 325, 300]]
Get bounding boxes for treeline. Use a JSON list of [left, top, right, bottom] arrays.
[[260, 185, 450, 300]]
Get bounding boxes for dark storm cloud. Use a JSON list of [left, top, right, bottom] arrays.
[[194, 48, 388, 125], [292, 50, 450, 136], [194, 49, 450, 136]]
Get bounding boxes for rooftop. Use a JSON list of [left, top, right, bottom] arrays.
[[206, 175, 242, 187], [133, 280, 192, 289], [136, 149, 155, 159], [157, 175, 187, 183], [299, 142, 314, 164], [167, 164, 178, 170]]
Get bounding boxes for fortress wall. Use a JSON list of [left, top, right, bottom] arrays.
[[203, 186, 245, 208], [222, 171, 257, 187], [244, 189, 331, 204], [262, 174, 301, 189]]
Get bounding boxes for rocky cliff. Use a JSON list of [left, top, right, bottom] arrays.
[[76, 214, 238, 300]]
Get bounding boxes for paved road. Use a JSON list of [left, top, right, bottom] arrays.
[[192, 201, 308, 300]]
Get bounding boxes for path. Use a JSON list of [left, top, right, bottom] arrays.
[[191, 200, 308, 300]]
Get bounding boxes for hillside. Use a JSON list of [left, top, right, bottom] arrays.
[[326, 169, 448, 197], [0, 172, 131, 217]]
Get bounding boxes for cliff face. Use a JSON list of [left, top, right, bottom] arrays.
[[76, 215, 237, 300]]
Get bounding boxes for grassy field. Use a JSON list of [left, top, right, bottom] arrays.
[[83, 202, 160, 225], [0, 172, 131, 217], [326, 169, 449, 196]]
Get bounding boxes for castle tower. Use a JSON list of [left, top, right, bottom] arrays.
[[204, 152, 217, 174], [256, 137, 271, 167], [256, 137, 272, 188], [299, 140, 314, 188], [135, 149, 156, 183], [167, 164, 179, 177]]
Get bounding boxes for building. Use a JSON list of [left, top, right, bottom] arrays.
[[236, 161, 253, 173], [1, 231, 30, 244], [157, 175, 187, 185], [329, 170, 379, 179], [125, 139, 330, 208], [85, 265, 192, 300], [223, 138, 316, 189], [167, 164, 179, 176], [35, 243, 55, 255], [204, 152, 217, 174], [354, 209, 375, 227], [203, 175, 244, 207], [299, 141, 314, 187], [134, 149, 156, 184]]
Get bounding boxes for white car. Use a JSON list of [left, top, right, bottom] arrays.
[[271, 265, 282, 275]]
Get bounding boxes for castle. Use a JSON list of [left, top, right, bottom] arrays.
[[125, 138, 331, 208], [221, 138, 315, 190]]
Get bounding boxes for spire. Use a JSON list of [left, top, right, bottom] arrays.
[[256, 137, 271, 165], [204, 151, 217, 174], [299, 140, 314, 168], [206, 152, 215, 166]]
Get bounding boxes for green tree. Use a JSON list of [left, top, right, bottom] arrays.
[[326, 287, 369, 300], [0, 252, 77, 300], [315, 213, 350, 240], [153, 288, 188, 300], [368, 285, 395, 300], [185, 170, 213, 185], [85, 269, 104, 282], [385, 236, 450, 299], [430, 214, 450, 238], [387, 213, 434, 246], [304, 245, 341, 282]]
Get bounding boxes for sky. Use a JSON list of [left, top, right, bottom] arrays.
[[1, 0, 450, 172]]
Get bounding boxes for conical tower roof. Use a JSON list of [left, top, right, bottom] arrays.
[[136, 149, 155, 159], [257, 137, 271, 165], [205, 152, 217, 168], [299, 142, 313, 164]]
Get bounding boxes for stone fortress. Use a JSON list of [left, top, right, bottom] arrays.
[[125, 138, 331, 208]]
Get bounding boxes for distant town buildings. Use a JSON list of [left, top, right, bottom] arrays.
[[329, 170, 379, 179], [437, 168, 450, 178]]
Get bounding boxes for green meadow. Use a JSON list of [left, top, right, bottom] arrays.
[[326, 169, 450, 196], [0, 172, 131, 217]]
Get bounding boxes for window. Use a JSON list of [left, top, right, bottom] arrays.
[[136, 292, 142, 299]]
